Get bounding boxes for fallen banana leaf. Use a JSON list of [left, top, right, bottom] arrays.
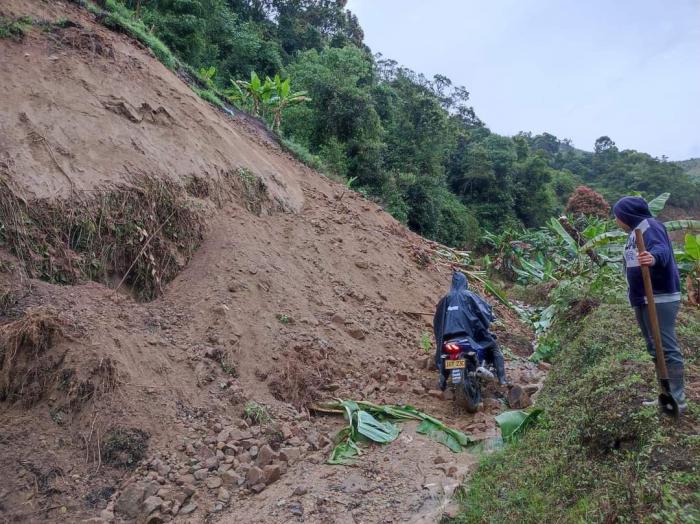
[[495, 409, 543, 443], [314, 400, 476, 465]]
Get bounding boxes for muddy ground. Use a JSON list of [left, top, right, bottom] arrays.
[[0, 2, 544, 523]]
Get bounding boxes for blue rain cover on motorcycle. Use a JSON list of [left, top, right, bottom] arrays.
[[432, 271, 494, 369]]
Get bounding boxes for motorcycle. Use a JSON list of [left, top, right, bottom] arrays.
[[440, 336, 496, 413]]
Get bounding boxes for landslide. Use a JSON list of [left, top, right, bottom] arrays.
[[0, 2, 540, 523]]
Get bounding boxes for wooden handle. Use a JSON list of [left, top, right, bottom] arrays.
[[635, 229, 669, 380]]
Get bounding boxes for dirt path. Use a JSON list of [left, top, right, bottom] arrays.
[[213, 356, 544, 524]]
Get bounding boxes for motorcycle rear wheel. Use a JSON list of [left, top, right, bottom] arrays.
[[454, 373, 481, 413]]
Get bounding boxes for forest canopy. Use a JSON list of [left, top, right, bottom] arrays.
[[122, 0, 699, 246]]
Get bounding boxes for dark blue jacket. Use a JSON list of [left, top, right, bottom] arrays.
[[433, 272, 494, 368], [613, 197, 681, 307]]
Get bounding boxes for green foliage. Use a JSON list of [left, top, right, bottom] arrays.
[[495, 409, 543, 442], [455, 305, 700, 523], [85, 1, 698, 246], [0, 16, 31, 41], [243, 401, 270, 425], [320, 400, 474, 465], [92, 0, 177, 68], [420, 332, 432, 354]]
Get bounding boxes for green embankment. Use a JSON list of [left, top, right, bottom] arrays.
[[455, 302, 700, 523]]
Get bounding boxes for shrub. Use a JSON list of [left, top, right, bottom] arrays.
[[565, 185, 610, 218]]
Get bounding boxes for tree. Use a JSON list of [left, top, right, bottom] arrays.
[[565, 186, 610, 218]]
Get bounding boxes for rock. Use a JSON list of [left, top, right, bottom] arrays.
[[292, 485, 308, 496], [180, 502, 197, 515], [263, 464, 281, 485], [142, 496, 163, 515], [396, 372, 409, 382], [433, 455, 447, 465], [537, 361, 552, 371], [507, 385, 531, 409], [412, 387, 424, 395], [331, 313, 345, 325], [194, 469, 208, 481], [115, 483, 147, 519], [279, 447, 300, 464], [206, 477, 223, 489], [217, 487, 230, 503], [290, 502, 304, 517], [205, 457, 219, 470], [99, 509, 115, 522], [257, 444, 277, 467], [221, 470, 243, 488], [524, 384, 540, 395], [246, 466, 264, 487], [355, 261, 369, 269], [249, 445, 259, 459], [346, 325, 366, 340], [251, 483, 266, 494], [428, 390, 445, 401]]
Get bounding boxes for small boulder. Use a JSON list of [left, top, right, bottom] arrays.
[[217, 487, 230, 503], [256, 444, 277, 467], [246, 466, 264, 488], [115, 483, 147, 519], [279, 447, 300, 464], [507, 385, 531, 409], [194, 469, 208, 481], [142, 496, 163, 515], [263, 464, 281, 485], [206, 476, 222, 490]]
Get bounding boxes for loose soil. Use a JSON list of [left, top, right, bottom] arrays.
[[0, 2, 544, 523]]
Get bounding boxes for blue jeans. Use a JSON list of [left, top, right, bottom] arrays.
[[634, 301, 686, 404]]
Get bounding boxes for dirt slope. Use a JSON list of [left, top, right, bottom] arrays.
[[0, 2, 541, 523]]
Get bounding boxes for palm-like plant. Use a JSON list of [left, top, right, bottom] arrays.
[[226, 72, 310, 131], [267, 74, 311, 132], [227, 71, 274, 117]]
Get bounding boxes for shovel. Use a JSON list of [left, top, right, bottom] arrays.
[[635, 229, 679, 418]]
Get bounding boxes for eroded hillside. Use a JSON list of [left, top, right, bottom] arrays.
[[0, 2, 541, 523]]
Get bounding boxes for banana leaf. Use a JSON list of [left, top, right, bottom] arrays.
[[648, 192, 670, 216], [495, 409, 543, 443], [582, 230, 627, 251], [665, 220, 700, 232], [548, 218, 578, 253], [356, 410, 400, 443], [467, 271, 514, 310], [316, 401, 476, 464]]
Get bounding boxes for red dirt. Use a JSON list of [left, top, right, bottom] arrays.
[[0, 2, 542, 523]]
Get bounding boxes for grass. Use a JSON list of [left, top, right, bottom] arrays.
[[243, 401, 270, 425], [0, 177, 207, 301], [102, 427, 149, 469], [280, 138, 329, 174], [452, 303, 700, 523], [191, 85, 225, 109], [83, 0, 176, 69], [0, 16, 32, 41]]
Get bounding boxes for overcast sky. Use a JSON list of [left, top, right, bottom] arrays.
[[346, 0, 700, 160]]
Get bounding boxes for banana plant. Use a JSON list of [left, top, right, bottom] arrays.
[[676, 233, 700, 305], [227, 71, 274, 117], [268, 74, 311, 132]]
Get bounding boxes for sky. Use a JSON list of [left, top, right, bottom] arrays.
[[346, 0, 700, 160]]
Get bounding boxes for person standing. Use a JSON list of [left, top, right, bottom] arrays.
[[613, 196, 687, 413]]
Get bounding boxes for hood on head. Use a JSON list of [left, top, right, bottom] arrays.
[[450, 271, 468, 293], [613, 196, 652, 229]]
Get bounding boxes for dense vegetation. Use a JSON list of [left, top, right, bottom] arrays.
[[455, 300, 699, 523], [105, 0, 698, 247]]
